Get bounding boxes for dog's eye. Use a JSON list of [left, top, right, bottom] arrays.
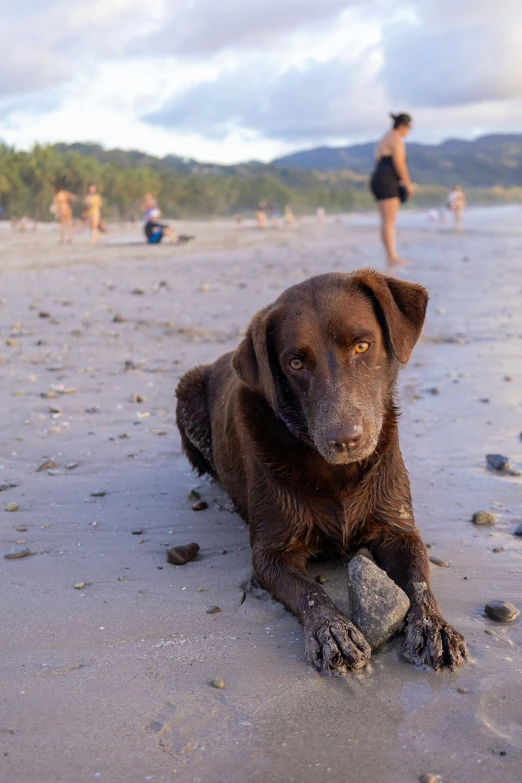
[[289, 358, 304, 370], [355, 342, 369, 354]]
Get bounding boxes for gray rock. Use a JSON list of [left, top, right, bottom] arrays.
[[429, 556, 449, 568], [472, 510, 496, 526], [347, 555, 410, 650], [166, 542, 200, 565], [486, 454, 510, 471], [514, 524, 522, 537], [4, 545, 30, 559], [485, 600, 520, 622]]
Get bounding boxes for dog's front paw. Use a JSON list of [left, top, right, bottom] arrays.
[[403, 610, 468, 671], [305, 611, 371, 676]]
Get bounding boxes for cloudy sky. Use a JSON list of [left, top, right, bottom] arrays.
[[1, 0, 521, 163]]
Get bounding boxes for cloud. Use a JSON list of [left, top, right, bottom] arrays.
[[143, 52, 388, 142], [0, 0, 145, 98], [381, 0, 522, 108], [132, 0, 362, 58]]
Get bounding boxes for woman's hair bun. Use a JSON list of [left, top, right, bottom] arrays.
[[390, 112, 412, 129]]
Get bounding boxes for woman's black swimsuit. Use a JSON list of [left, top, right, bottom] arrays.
[[370, 156, 401, 201]]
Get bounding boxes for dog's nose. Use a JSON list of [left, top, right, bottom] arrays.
[[326, 424, 364, 452]]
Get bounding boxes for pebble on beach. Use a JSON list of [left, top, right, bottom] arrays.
[[419, 775, 442, 783], [191, 500, 208, 511], [36, 459, 57, 472], [514, 524, 522, 537], [347, 555, 410, 650], [188, 489, 201, 501], [485, 600, 520, 623], [429, 556, 449, 567], [166, 542, 200, 565], [315, 574, 329, 584], [206, 606, 220, 614], [6, 502, 19, 512], [486, 454, 510, 472], [211, 677, 225, 689], [472, 510, 496, 526], [74, 583, 85, 590], [4, 545, 30, 559]]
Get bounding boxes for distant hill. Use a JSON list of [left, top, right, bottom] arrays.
[[272, 134, 522, 188]]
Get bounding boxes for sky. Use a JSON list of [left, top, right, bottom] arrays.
[[1, 0, 521, 163]]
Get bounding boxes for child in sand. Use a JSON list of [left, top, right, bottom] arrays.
[[84, 184, 103, 243], [53, 184, 76, 244]]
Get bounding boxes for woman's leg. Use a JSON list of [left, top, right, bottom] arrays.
[[377, 198, 409, 268]]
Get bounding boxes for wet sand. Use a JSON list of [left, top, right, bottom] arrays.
[[1, 216, 521, 783]]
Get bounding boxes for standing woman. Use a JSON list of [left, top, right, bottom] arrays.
[[53, 183, 76, 244], [370, 113, 414, 269], [85, 183, 103, 243]]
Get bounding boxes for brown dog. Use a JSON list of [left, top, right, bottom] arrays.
[[176, 270, 468, 674]]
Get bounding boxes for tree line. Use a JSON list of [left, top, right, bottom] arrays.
[[1, 142, 521, 221]]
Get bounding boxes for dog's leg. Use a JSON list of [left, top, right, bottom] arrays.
[[369, 532, 468, 670], [252, 546, 371, 675], [176, 366, 216, 477]]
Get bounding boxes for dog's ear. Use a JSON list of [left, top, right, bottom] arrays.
[[353, 269, 428, 364], [232, 306, 278, 408]]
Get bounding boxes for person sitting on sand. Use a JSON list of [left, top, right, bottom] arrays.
[[53, 183, 77, 244], [145, 209, 178, 244], [84, 184, 103, 244], [447, 185, 466, 232]]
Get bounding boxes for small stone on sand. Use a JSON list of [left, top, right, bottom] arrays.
[[429, 556, 449, 567], [485, 600, 520, 623], [513, 524, 522, 537], [206, 606, 220, 614], [191, 500, 208, 511], [132, 529, 143, 535], [6, 502, 19, 512], [66, 462, 79, 470], [36, 459, 57, 472], [486, 454, 510, 472], [167, 542, 200, 565], [188, 489, 201, 500], [472, 510, 496, 526], [91, 490, 106, 497], [458, 687, 468, 693], [74, 583, 85, 590], [211, 678, 225, 689], [315, 574, 329, 584], [4, 545, 29, 559], [419, 775, 442, 783], [347, 555, 410, 650], [493, 547, 505, 553]]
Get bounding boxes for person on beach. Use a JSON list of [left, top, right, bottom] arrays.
[[284, 204, 295, 226], [144, 208, 177, 244], [53, 183, 76, 244], [140, 192, 158, 222], [255, 201, 268, 228], [316, 206, 325, 225], [447, 185, 466, 232], [84, 184, 103, 243], [370, 113, 414, 269]]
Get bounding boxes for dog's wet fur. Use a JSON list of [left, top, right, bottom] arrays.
[[176, 270, 468, 674]]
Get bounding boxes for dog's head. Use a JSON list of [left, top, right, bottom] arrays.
[[232, 270, 428, 465]]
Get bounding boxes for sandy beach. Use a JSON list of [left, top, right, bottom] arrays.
[[1, 212, 521, 783]]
